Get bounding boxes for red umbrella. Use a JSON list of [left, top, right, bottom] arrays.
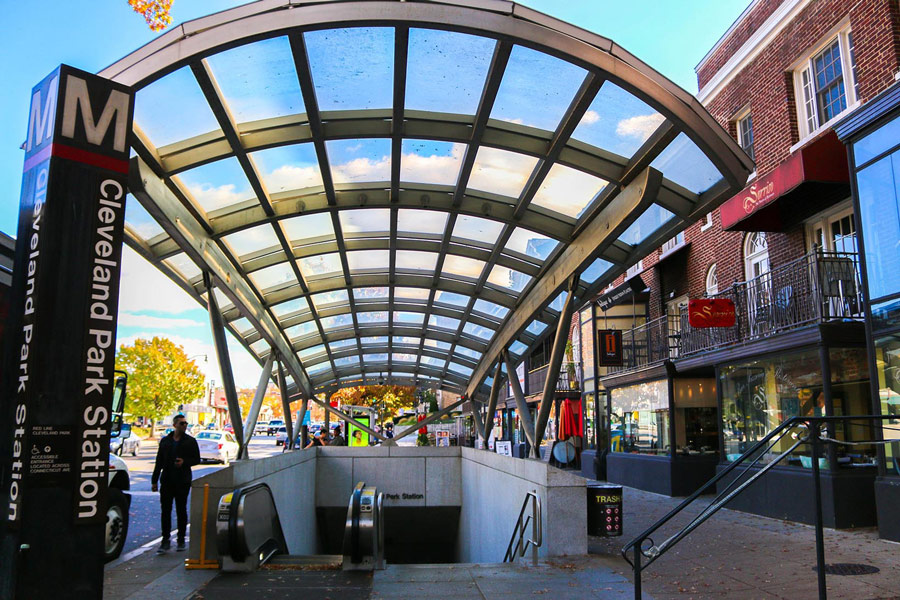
[[558, 399, 582, 441]]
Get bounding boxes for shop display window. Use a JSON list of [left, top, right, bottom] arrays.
[[610, 380, 669, 455], [720, 349, 821, 465], [584, 393, 596, 449], [875, 335, 900, 475], [674, 379, 718, 455], [829, 347, 877, 468]]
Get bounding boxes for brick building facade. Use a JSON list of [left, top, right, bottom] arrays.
[[578, 0, 900, 531]]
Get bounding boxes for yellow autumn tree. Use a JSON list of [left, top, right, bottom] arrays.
[[115, 336, 206, 424], [237, 383, 286, 420], [128, 0, 173, 31], [329, 385, 416, 419]]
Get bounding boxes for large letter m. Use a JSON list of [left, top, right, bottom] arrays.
[[61, 75, 130, 153]]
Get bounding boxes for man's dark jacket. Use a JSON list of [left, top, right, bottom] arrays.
[[152, 432, 201, 487]]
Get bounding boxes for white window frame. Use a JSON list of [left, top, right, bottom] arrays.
[[700, 212, 713, 231], [804, 201, 856, 254], [792, 24, 859, 143], [743, 232, 770, 281], [706, 263, 718, 296], [625, 259, 643, 280], [660, 231, 685, 255], [735, 108, 754, 163]]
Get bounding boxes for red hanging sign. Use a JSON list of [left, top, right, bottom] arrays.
[[688, 298, 736, 328]]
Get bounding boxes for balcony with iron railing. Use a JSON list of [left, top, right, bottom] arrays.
[[604, 251, 865, 376], [506, 361, 582, 400]]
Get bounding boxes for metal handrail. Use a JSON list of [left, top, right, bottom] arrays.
[[503, 490, 542, 566], [621, 414, 899, 600]]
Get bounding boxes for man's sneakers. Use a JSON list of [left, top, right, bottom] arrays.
[[156, 539, 171, 554], [176, 540, 187, 552]]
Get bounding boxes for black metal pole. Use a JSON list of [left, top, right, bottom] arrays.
[[810, 425, 827, 600], [633, 542, 642, 600]]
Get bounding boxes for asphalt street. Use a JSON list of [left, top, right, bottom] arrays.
[[119, 434, 285, 555]]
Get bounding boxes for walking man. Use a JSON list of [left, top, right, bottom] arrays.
[[152, 414, 201, 553]]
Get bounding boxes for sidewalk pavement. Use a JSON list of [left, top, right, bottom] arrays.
[[104, 482, 900, 599], [586, 483, 900, 600]]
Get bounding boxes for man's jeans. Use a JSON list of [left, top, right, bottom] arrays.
[[160, 483, 190, 543]]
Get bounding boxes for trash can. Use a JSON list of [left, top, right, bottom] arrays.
[[587, 484, 622, 537]]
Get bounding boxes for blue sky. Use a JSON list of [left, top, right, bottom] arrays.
[[0, 0, 750, 387]]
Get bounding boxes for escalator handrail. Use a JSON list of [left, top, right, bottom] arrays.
[[227, 482, 287, 562], [349, 482, 364, 564]]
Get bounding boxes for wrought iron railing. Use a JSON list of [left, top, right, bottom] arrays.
[[507, 362, 581, 400], [604, 252, 864, 374]]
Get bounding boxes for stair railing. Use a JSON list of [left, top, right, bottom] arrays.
[[503, 490, 542, 566]]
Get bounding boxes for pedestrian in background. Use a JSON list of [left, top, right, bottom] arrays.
[[330, 425, 347, 446], [152, 414, 201, 553]]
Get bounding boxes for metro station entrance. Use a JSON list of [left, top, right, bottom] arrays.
[[0, 2, 752, 598]]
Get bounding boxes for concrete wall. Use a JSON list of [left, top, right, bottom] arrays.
[[457, 447, 587, 563], [189, 449, 317, 560], [316, 445, 462, 508]]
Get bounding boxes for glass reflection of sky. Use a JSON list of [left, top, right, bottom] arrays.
[[347, 250, 390, 272], [509, 340, 528, 356], [429, 315, 461, 331], [222, 224, 280, 257], [125, 194, 164, 240], [490, 45, 586, 131], [505, 227, 558, 261], [451, 214, 505, 245], [298, 253, 343, 278], [487, 265, 530, 293], [651, 133, 723, 194], [456, 346, 481, 360], [285, 321, 317, 339], [174, 157, 254, 213], [572, 81, 663, 159], [442, 254, 486, 280], [463, 322, 495, 341], [580, 258, 612, 284], [327, 139, 392, 185], [549, 291, 567, 312], [206, 36, 304, 123], [619, 204, 674, 247], [424, 339, 452, 350], [394, 287, 430, 302], [448, 362, 474, 376], [311, 289, 349, 308], [473, 299, 509, 320], [249, 262, 296, 290], [251, 143, 322, 194], [135, 66, 221, 148], [330, 338, 356, 350], [357, 311, 389, 324], [396, 250, 438, 272], [353, 287, 389, 300], [400, 140, 465, 186], [334, 356, 359, 368], [468, 147, 538, 199], [397, 209, 447, 237], [434, 291, 470, 307], [271, 297, 310, 317], [339, 208, 391, 234], [531, 164, 606, 219], [526, 320, 547, 335], [305, 27, 393, 111], [164, 253, 201, 281], [393, 311, 425, 325], [405, 28, 494, 115], [320, 314, 353, 330], [281, 212, 335, 243]]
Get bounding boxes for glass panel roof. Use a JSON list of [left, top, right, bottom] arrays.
[[305, 27, 394, 111], [571, 81, 664, 159], [252, 144, 323, 194], [354, 287, 389, 300], [619, 204, 675, 247], [174, 157, 254, 213], [205, 36, 304, 123], [118, 6, 749, 397], [347, 250, 390, 272], [281, 213, 335, 244], [327, 139, 391, 185], [298, 253, 344, 279], [363, 353, 389, 363], [400, 140, 465, 186], [651, 133, 723, 194], [405, 28, 495, 115], [231, 317, 253, 334], [222, 224, 280, 258], [298, 344, 326, 359], [421, 356, 444, 367], [451, 215, 505, 245], [442, 254, 486, 280], [467, 147, 538, 199], [134, 66, 221, 148], [393, 353, 417, 362], [249, 262, 296, 290], [490, 45, 587, 131], [505, 227, 558, 261], [339, 208, 391, 235], [397, 209, 447, 237], [272, 297, 310, 317], [530, 164, 607, 219]]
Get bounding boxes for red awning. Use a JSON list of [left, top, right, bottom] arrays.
[[720, 131, 849, 231]]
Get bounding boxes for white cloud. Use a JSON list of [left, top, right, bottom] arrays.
[[581, 110, 600, 125], [468, 147, 538, 198], [183, 182, 248, 212], [264, 164, 323, 193], [119, 246, 198, 315], [531, 163, 607, 218], [332, 156, 391, 184], [118, 313, 204, 329], [616, 113, 665, 142], [400, 143, 465, 186]]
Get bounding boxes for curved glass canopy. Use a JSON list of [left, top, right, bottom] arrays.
[[108, 0, 752, 399]]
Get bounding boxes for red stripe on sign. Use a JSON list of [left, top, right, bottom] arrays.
[[51, 143, 129, 174]]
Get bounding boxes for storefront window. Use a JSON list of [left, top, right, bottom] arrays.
[[856, 152, 900, 302], [581, 308, 595, 390], [829, 347, 876, 467], [674, 379, 718, 455], [720, 348, 821, 465], [610, 380, 669, 455], [875, 335, 900, 475]]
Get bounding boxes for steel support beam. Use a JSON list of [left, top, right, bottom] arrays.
[[390, 397, 469, 444], [532, 277, 578, 457], [471, 405, 487, 442], [277, 360, 296, 451], [504, 350, 537, 450], [467, 166, 663, 398], [482, 361, 503, 442], [240, 354, 274, 458], [206, 272, 244, 449]]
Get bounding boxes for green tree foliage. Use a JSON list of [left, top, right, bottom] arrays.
[[115, 337, 205, 423]]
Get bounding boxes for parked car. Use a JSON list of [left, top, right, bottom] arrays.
[[223, 423, 234, 433], [109, 423, 141, 457], [255, 421, 270, 435], [197, 430, 239, 464], [266, 419, 284, 436], [275, 426, 288, 446]]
